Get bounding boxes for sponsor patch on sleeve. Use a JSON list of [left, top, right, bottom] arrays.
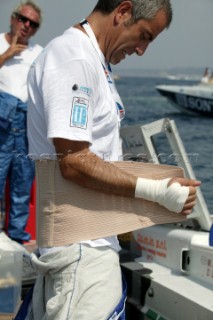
[[72, 84, 92, 97], [70, 97, 89, 129]]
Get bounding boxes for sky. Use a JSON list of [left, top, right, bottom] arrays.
[[1, 0, 213, 73]]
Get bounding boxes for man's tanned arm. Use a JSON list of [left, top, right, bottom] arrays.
[[54, 138, 200, 215]]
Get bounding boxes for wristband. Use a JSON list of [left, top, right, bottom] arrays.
[[135, 177, 189, 213]]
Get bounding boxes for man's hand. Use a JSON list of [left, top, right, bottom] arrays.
[[168, 177, 201, 215], [6, 33, 27, 58], [135, 176, 201, 215], [0, 32, 27, 67]]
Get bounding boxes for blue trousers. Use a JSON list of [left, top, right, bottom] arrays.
[[0, 130, 35, 243]]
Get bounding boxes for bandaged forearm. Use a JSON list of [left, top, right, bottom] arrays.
[[135, 178, 189, 213]]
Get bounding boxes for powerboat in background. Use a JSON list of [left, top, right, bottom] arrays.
[[156, 83, 213, 117]]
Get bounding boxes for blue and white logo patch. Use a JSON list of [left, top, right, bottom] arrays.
[[70, 97, 89, 129]]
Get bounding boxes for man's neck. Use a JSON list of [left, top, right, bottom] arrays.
[[75, 12, 114, 59]]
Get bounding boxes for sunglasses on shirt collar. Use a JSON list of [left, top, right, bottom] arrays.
[[14, 12, 40, 29]]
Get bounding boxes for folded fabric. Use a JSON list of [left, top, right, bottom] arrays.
[[36, 160, 186, 247], [0, 92, 17, 130], [0, 92, 27, 130]]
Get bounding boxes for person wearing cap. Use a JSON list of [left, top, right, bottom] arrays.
[[27, 1, 200, 319], [0, 1, 42, 244]]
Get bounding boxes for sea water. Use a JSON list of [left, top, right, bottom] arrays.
[[116, 75, 213, 214]]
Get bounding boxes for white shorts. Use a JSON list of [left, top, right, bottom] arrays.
[[30, 244, 123, 320]]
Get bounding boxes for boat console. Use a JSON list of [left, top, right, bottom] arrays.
[[119, 118, 213, 320]]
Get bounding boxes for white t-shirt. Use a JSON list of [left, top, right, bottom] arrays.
[[27, 27, 125, 252], [0, 33, 43, 102]]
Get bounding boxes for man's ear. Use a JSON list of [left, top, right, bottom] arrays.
[[10, 15, 15, 24], [114, 1, 133, 24]]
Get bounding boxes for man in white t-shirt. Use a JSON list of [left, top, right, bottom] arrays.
[[0, 1, 42, 244], [27, 1, 200, 319]]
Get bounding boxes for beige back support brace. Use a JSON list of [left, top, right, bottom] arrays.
[[35, 160, 186, 247]]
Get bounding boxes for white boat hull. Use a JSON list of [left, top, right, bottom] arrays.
[[156, 84, 213, 117]]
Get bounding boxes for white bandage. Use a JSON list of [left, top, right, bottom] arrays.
[[135, 177, 189, 213]]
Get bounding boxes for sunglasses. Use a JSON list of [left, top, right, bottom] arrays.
[[14, 12, 39, 29]]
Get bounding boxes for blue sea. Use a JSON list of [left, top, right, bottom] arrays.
[[116, 76, 213, 215]]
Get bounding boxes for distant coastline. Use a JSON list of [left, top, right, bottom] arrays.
[[113, 67, 211, 80]]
